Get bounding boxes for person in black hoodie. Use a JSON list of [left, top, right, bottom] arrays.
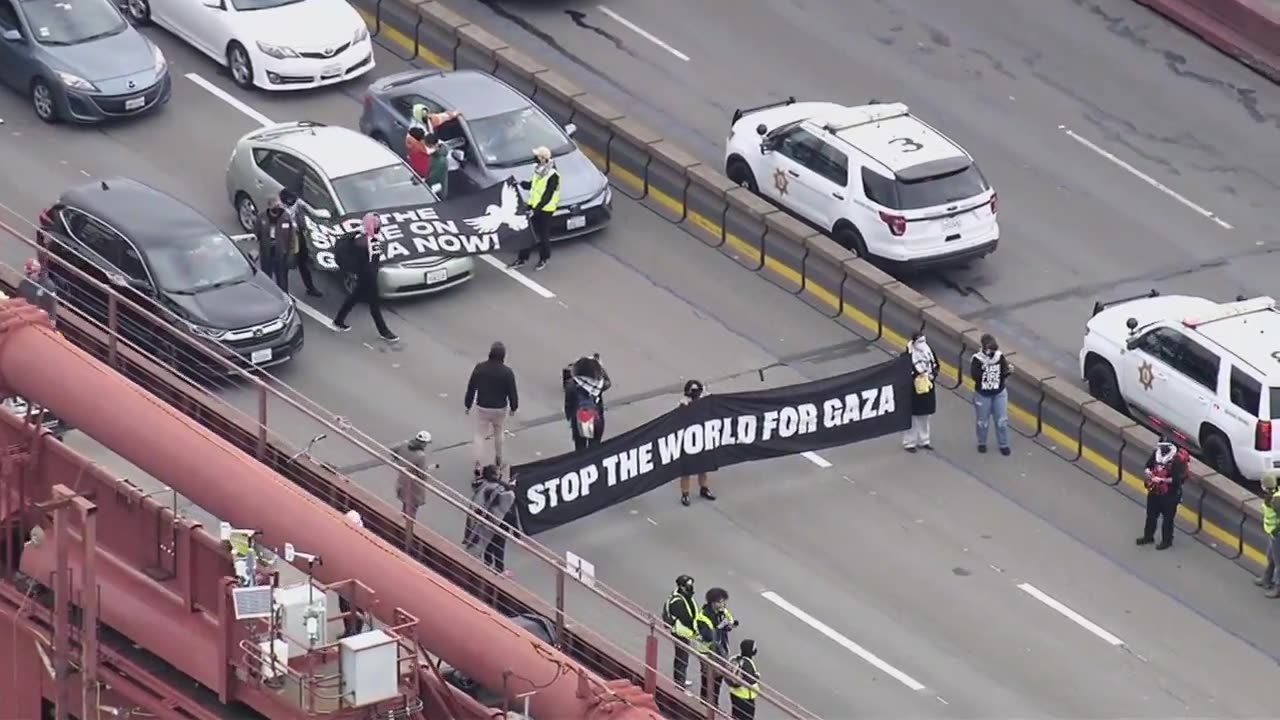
[[563, 353, 611, 451], [970, 333, 1011, 455], [332, 213, 397, 341], [1137, 439, 1188, 550], [465, 342, 519, 474]]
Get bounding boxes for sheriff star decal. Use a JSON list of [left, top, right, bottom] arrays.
[[773, 168, 789, 195], [1138, 361, 1155, 391]]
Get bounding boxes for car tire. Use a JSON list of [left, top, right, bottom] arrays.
[[235, 192, 258, 233], [834, 222, 869, 258], [31, 78, 59, 124], [125, 0, 151, 24], [1201, 430, 1239, 479], [1085, 360, 1127, 414], [227, 42, 255, 90], [725, 157, 757, 192]]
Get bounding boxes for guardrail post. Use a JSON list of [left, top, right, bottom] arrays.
[[554, 566, 567, 650], [106, 293, 119, 368], [1232, 498, 1249, 560], [643, 622, 658, 695], [256, 386, 268, 461]]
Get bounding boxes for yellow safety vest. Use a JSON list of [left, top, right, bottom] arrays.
[[728, 656, 760, 700], [1265, 490, 1279, 536], [691, 610, 715, 653], [528, 169, 560, 213], [667, 593, 696, 639]]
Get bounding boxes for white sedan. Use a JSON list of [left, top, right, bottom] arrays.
[[125, 0, 374, 91]]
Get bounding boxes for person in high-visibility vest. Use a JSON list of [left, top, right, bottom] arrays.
[[662, 574, 698, 687], [509, 146, 559, 271], [1255, 472, 1280, 596], [726, 639, 761, 720], [700, 587, 739, 704]]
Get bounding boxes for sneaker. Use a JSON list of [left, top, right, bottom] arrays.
[[381, 333, 400, 342], [1135, 536, 1154, 546], [977, 444, 987, 454], [681, 493, 691, 507], [1255, 576, 1271, 588], [1266, 587, 1280, 599], [921, 443, 932, 450], [534, 260, 548, 271], [699, 487, 717, 501], [1155, 540, 1172, 550], [508, 259, 526, 269], [333, 322, 351, 332], [999, 447, 1012, 456]]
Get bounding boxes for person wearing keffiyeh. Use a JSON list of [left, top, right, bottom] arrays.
[[563, 354, 611, 451], [331, 213, 397, 342], [1137, 438, 1188, 550], [903, 330, 939, 452]]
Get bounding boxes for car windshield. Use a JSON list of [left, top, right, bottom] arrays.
[[467, 107, 574, 168], [148, 236, 253, 294], [229, 0, 304, 11], [331, 164, 437, 212], [894, 163, 990, 210], [19, 0, 127, 46]]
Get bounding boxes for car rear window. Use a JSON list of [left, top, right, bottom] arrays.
[[1270, 388, 1280, 420], [1230, 368, 1262, 416], [894, 164, 990, 211], [20, 0, 126, 46], [332, 164, 437, 212]]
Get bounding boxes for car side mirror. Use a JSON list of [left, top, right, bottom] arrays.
[[564, 123, 577, 137], [1, 29, 21, 42]]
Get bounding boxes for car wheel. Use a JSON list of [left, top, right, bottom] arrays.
[[227, 42, 254, 89], [235, 193, 258, 233], [725, 157, 757, 192], [125, 0, 151, 24], [1201, 430, 1239, 479], [31, 79, 58, 124], [834, 223, 869, 257], [1085, 360, 1127, 414]]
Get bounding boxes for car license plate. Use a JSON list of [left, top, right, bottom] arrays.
[[941, 215, 961, 230], [322, 63, 342, 77], [124, 96, 146, 111], [566, 215, 586, 230], [250, 348, 273, 365], [426, 269, 448, 284]]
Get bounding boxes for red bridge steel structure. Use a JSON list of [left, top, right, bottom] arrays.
[[0, 298, 662, 720]]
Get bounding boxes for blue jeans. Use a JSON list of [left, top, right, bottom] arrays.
[[974, 390, 1009, 449]]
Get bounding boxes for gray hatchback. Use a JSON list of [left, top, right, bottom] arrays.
[[359, 69, 612, 241], [0, 0, 169, 123]]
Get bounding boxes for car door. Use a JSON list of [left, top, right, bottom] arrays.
[[758, 126, 828, 223], [807, 141, 852, 231], [251, 148, 305, 211], [298, 162, 339, 216], [188, 0, 236, 58], [1120, 327, 1218, 441], [0, 0, 33, 90]]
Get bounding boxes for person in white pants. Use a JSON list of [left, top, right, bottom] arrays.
[[903, 331, 939, 452]]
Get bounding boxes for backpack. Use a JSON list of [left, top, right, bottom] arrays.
[[334, 232, 361, 273]]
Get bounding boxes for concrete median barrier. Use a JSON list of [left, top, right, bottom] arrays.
[[1132, 0, 1280, 82]]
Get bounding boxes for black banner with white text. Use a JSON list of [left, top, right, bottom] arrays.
[[302, 182, 534, 268], [513, 355, 911, 535]]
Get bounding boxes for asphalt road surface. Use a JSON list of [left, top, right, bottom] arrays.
[[451, 0, 1280, 378], [0, 26, 1278, 719]]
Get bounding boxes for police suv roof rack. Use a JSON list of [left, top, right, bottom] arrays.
[[821, 102, 910, 133], [1182, 296, 1277, 329], [732, 97, 797, 125], [1091, 289, 1160, 317]]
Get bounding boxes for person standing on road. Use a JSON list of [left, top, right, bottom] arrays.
[[700, 587, 738, 705], [1136, 439, 1188, 550], [254, 195, 301, 294], [422, 132, 450, 199], [663, 574, 698, 688], [465, 341, 519, 475], [971, 333, 1011, 456], [563, 353, 611, 451], [462, 464, 515, 574], [903, 330, 938, 453], [279, 189, 323, 297], [726, 639, 761, 720], [332, 213, 398, 342], [678, 380, 717, 506], [406, 126, 432, 180], [411, 104, 462, 133], [394, 431, 437, 521], [509, 146, 559, 271], [1254, 472, 1280, 595]]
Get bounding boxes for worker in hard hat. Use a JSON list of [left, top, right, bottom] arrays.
[[394, 430, 438, 521]]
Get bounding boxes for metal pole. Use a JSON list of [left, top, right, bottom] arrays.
[[106, 294, 118, 368], [76, 495, 99, 718], [256, 387, 268, 461], [52, 494, 69, 720]]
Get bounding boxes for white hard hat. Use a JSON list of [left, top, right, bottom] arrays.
[[415, 430, 432, 444], [344, 510, 363, 527]]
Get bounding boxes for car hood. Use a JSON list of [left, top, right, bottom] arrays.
[[163, 273, 290, 330], [45, 29, 155, 83], [1087, 295, 1217, 341], [498, 150, 608, 207], [730, 101, 845, 137], [233, 0, 362, 49]]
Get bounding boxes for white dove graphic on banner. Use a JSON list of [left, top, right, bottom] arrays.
[[464, 182, 530, 234]]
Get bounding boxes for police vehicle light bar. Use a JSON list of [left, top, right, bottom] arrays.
[[822, 102, 910, 133], [1182, 296, 1276, 329]]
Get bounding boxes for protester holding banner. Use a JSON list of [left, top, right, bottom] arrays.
[[903, 331, 939, 453], [678, 379, 718, 507], [332, 214, 398, 342]]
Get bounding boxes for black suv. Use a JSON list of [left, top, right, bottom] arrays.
[[37, 178, 303, 374]]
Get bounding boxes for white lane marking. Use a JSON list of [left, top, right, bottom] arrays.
[[760, 591, 927, 692], [596, 6, 690, 61], [1058, 126, 1233, 230], [185, 72, 275, 127], [802, 451, 832, 468], [1016, 582, 1124, 647], [294, 301, 339, 330], [185, 72, 554, 300], [477, 255, 556, 298]]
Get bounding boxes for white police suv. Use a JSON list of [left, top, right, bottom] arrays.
[[724, 99, 998, 270], [1081, 292, 1280, 481]]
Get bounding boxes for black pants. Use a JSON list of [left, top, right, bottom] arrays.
[[1142, 490, 1179, 545], [334, 273, 391, 336], [570, 414, 605, 451], [516, 212, 553, 263], [701, 655, 724, 704], [339, 595, 360, 638], [484, 531, 507, 572], [263, 251, 318, 295], [730, 696, 756, 720], [672, 635, 690, 685]]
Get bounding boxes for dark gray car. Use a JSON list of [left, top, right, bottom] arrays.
[[0, 0, 170, 123], [359, 69, 612, 241]]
